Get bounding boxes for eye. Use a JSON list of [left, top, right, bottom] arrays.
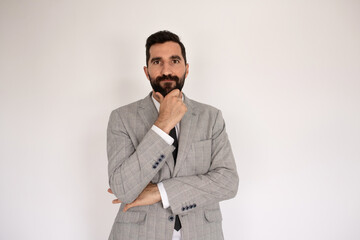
[[153, 60, 160, 65], [172, 59, 180, 64]]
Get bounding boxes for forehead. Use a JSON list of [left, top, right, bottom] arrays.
[[149, 41, 183, 59]]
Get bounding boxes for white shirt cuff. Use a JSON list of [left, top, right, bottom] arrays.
[[151, 125, 174, 145], [157, 182, 170, 209]]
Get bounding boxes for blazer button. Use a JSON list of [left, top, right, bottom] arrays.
[[186, 206, 189, 210], [158, 158, 162, 162], [168, 216, 174, 222], [181, 207, 185, 211], [161, 154, 165, 158], [193, 204, 197, 208], [152, 165, 157, 169]]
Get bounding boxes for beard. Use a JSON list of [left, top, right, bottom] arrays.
[[149, 73, 186, 97]]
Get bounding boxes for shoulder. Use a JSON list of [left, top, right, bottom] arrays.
[[111, 99, 142, 115], [186, 96, 221, 118], [107, 100, 141, 129], [110, 93, 152, 116], [108, 94, 151, 127]]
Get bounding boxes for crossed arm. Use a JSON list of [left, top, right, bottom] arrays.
[[108, 183, 160, 212], [107, 90, 238, 213]]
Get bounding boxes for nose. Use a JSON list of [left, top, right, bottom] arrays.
[[160, 62, 172, 76]]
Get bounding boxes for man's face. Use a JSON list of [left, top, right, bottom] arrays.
[[144, 41, 189, 97]]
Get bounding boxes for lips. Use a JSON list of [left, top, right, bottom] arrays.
[[156, 74, 180, 83], [158, 79, 176, 85]]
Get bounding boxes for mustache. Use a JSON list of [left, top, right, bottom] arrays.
[[155, 74, 180, 83]]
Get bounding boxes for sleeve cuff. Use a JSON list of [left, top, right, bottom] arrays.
[[151, 125, 174, 145], [157, 182, 170, 209]]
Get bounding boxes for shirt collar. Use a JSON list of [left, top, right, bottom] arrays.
[[152, 94, 161, 112]]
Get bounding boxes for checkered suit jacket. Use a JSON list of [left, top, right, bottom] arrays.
[[107, 93, 238, 240]]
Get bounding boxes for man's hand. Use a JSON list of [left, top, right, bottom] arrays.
[[108, 183, 162, 212], [108, 188, 121, 204], [154, 89, 187, 134]]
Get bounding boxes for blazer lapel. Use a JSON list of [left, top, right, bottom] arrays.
[[173, 95, 198, 176], [138, 93, 158, 130]]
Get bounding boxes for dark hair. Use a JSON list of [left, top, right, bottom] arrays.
[[145, 30, 187, 66]]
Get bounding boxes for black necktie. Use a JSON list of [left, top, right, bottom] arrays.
[[169, 127, 182, 231], [169, 127, 178, 165]]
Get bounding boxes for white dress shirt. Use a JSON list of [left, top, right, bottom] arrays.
[[151, 94, 182, 240]]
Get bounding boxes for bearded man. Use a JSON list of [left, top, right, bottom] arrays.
[[107, 30, 239, 240]]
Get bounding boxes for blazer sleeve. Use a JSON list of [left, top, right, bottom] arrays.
[[162, 110, 239, 215], [107, 109, 175, 204]]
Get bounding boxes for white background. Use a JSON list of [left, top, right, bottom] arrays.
[[1, 0, 359, 239]]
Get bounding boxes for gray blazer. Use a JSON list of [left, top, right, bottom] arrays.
[[107, 93, 239, 240]]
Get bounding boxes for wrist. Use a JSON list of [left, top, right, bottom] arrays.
[[154, 120, 172, 134], [154, 184, 161, 202]]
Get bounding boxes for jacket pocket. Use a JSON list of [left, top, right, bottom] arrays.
[[204, 209, 223, 223], [115, 211, 147, 223]]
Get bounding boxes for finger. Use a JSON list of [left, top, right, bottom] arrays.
[[112, 199, 121, 204], [123, 203, 133, 212], [168, 89, 180, 97], [154, 92, 164, 103], [108, 188, 113, 194]]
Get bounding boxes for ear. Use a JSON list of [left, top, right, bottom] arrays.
[[185, 63, 189, 78], [143, 66, 150, 81]]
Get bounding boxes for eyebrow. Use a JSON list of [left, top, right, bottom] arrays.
[[150, 57, 161, 63], [170, 55, 182, 60], [150, 55, 182, 63]]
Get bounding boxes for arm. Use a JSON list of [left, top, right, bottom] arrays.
[[162, 110, 239, 215], [107, 90, 186, 204], [107, 109, 175, 204]]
